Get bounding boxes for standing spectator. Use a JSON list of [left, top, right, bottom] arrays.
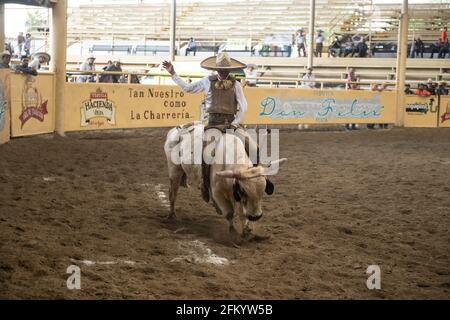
[[436, 81, 448, 95], [414, 37, 424, 58], [103, 60, 113, 71], [346, 67, 358, 89], [441, 27, 448, 44], [17, 32, 25, 55], [24, 33, 32, 56], [296, 30, 307, 57], [107, 60, 122, 83], [354, 39, 368, 57], [315, 32, 324, 57], [415, 83, 431, 96], [430, 39, 442, 59], [78, 54, 96, 83], [243, 64, 258, 87], [0, 51, 11, 69], [371, 83, 389, 129], [185, 38, 197, 56], [328, 36, 341, 57], [14, 56, 37, 76], [29, 52, 50, 71], [300, 68, 315, 88]]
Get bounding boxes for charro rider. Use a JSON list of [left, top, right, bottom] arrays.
[[163, 53, 259, 202]]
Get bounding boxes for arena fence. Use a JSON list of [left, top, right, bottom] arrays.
[[1, 70, 449, 143]]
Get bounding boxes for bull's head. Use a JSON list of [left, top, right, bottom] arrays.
[[216, 158, 287, 222]]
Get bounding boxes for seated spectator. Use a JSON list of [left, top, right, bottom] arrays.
[[328, 36, 341, 57], [426, 78, 437, 95], [185, 38, 197, 56], [29, 52, 51, 71], [14, 56, 38, 76], [244, 64, 258, 87], [415, 83, 431, 96], [342, 39, 354, 57], [0, 51, 11, 69], [300, 68, 315, 88], [100, 60, 122, 83], [438, 38, 449, 58], [430, 40, 442, 59], [103, 60, 113, 71], [354, 39, 368, 57], [436, 81, 449, 95], [78, 54, 96, 83], [404, 83, 414, 94]]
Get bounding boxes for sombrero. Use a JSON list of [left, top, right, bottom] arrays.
[[1, 51, 11, 57], [32, 52, 51, 63], [200, 53, 246, 70]]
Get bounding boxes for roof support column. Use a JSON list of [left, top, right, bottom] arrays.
[[169, 0, 176, 61], [395, 0, 408, 127], [307, 0, 316, 69], [0, 4, 5, 52]]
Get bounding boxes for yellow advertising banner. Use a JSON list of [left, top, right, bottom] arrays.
[[242, 87, 397, 124], [438, 96, 450, 128], [64, 83, 204, 131], [0, 70, 11, 144], [10, 73, 55, 137], [404, 95, 439, 128]]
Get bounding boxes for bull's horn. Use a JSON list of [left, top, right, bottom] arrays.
[[260, 158, 288, 176], [216, 170, 240, 178]]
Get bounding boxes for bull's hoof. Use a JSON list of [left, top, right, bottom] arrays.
[[229, 226, 243, 246]]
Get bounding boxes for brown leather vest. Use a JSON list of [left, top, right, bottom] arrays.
[[208, 75, 238, 115]]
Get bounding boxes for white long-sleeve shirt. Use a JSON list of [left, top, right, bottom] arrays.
[[172, 74, 247, 125]]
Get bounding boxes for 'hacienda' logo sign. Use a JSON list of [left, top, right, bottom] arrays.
[[19, 76, 48, 128], [81, 89, 116, 126]]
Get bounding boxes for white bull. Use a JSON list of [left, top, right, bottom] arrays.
[[164, 124, 286, 244]]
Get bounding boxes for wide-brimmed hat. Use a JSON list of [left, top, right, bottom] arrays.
[[1, 51, 11, 58], [87, 54, 96, 60], [200, 53, 246, 70], [33, 52, 51, 63]]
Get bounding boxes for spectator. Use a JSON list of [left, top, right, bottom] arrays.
[[104, 60, 122, 83], [29, 52, 50, 71], [430, 39, 442, 59], [426, 78, 437, 95], [296, 30, 306, 57], [438, 38, 449, 58], [354, 39, 368, 57], [404, 83, 414, 95], [24, 33, 32, 56], [301, 67, 315, 88], [17, 32, 25, 55], [328, 36, 341, 57], [346, 67, 358, 89], [14, 56, 37, 76], [342, 38, 354, 57], [414, 37, 424, 58], [0, 51, 11, 69], [371, 83, 389, 129], [186, 38, 197, 56], [5, 43, 14, 57], [244, 64, 258, 87], [78, 54, 96, 83], [103, 60, 113, 71], [441, 27, 448, 44], [436, 81, 449, 95], [315, 32, 324, 57], [415, 83, 431, 96]]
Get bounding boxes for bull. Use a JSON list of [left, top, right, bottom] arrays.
[[164, 124, 286, 244]]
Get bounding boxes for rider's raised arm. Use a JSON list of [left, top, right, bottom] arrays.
[[232, 81, 248, 125], [171, 74, 209, 94]]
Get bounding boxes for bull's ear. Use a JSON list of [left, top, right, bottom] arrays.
[[233, 182, 242, 202], [265, 179, 274, 195]]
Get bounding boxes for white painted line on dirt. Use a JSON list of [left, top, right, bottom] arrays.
[[70, 259, 139, 266], [171, 240, 229, 266]]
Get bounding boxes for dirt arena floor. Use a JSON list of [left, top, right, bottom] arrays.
[[0, 127, 449, 299]]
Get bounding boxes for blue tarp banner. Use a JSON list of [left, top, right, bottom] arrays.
[[3, 1, 53, 7]]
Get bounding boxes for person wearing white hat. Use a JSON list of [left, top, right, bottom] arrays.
[[29, 52, 51, 71], [78, 54, 97, 83], [0, 51, 12, 69], [163, 53, 258, 202]]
